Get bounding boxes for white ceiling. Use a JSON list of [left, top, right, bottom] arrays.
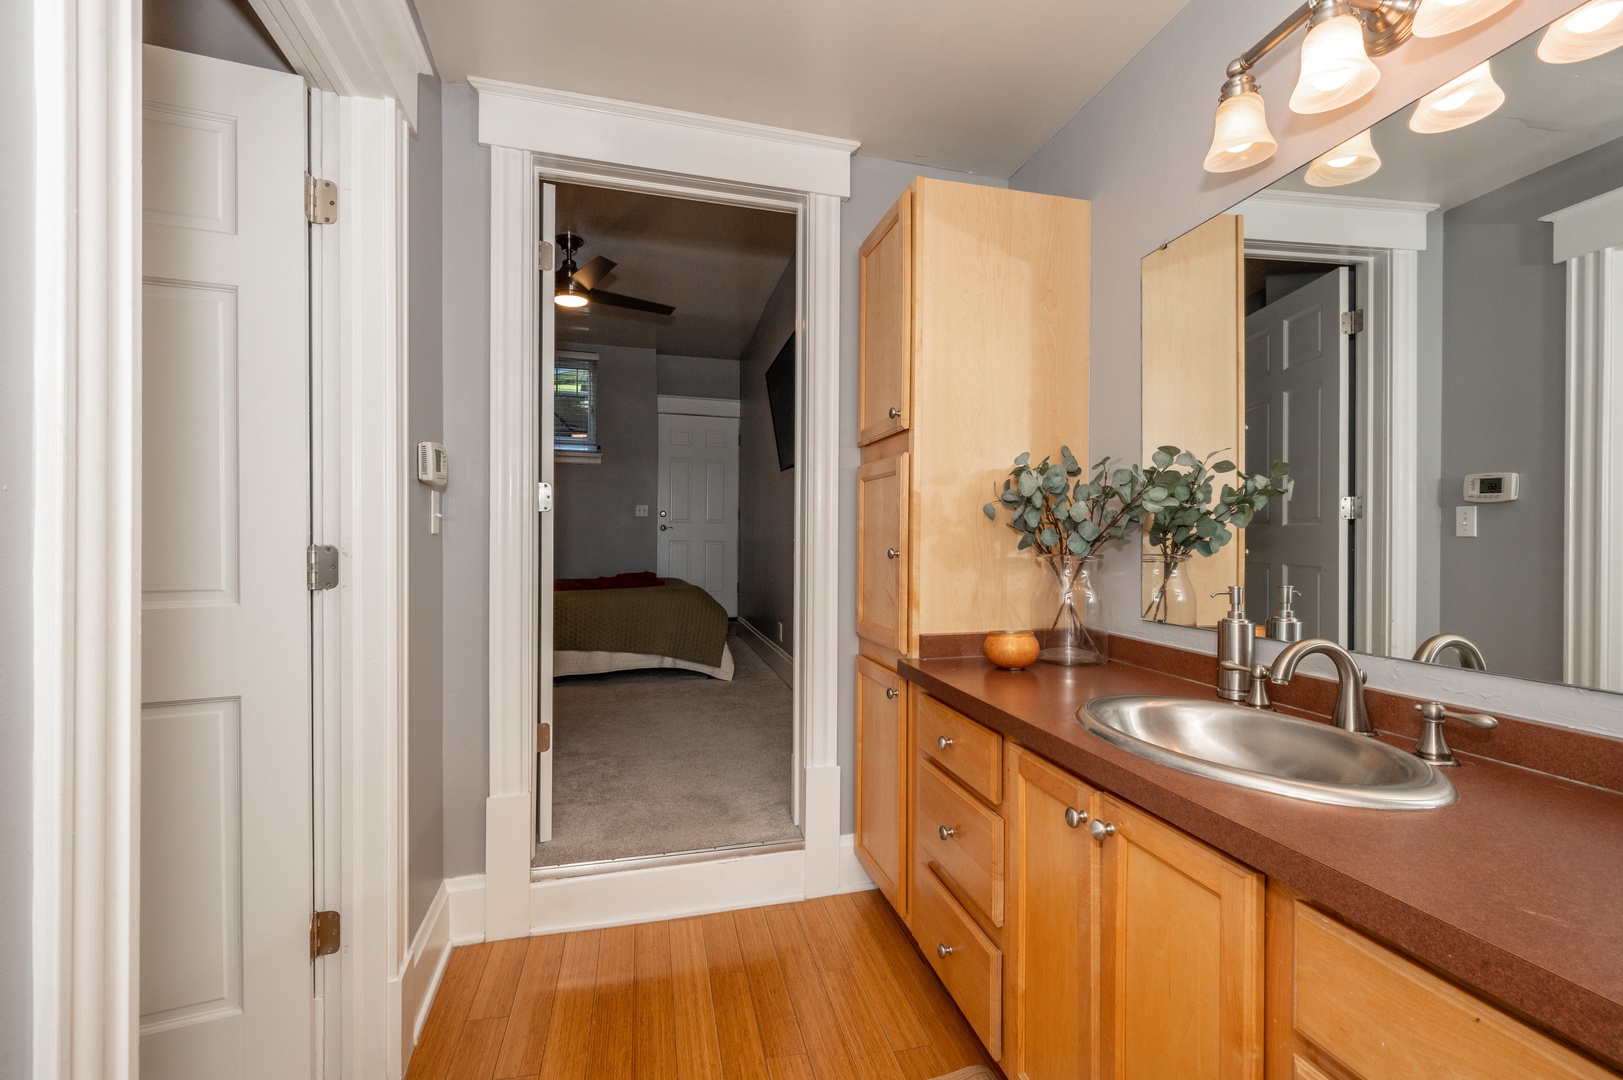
[[414, 0, 1193, 177], [552, 183, 795, 359]]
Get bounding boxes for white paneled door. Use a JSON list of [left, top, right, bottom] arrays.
[[657, 411, 741, 615], [140, 46, 312, 1080]]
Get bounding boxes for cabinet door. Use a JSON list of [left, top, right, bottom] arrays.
[[1097, 794, 1264, 1080], [858, 191, 912, 445], [1004, 748, 1099, 1080], [856, 454, 910, 650], [854, 655, 909, 916]]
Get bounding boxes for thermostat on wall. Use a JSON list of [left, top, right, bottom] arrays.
[[1464, 472, 1518, 503]]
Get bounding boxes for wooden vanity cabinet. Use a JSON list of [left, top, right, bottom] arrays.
[[854, 656, 909, 915], [857, 194, 912, 446]]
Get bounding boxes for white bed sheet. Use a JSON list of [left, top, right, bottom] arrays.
[[553, 641, 735, 681]]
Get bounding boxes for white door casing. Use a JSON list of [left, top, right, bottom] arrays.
[[657, 411, 741, 616], [1244, 267, 1351, 644], [537, 182, 557, 844], [139, 45, 312, 1079]]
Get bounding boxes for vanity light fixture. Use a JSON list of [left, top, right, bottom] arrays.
[[1203, 75, 1280, 172], [1408, 60, 1506, 131], [1413, 0, 1520, 38], [1291, 2, 1384, 113], [1305, 128, 1383, 186], [1537, 0, 1623, 63]]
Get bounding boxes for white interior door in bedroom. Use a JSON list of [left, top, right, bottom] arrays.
[[139, 45, 314, 1079], [657, 410, 741, 616]]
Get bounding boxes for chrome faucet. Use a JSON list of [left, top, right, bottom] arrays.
[[1413, 633, 1487, 671], [1268, 638, 1374, 736]]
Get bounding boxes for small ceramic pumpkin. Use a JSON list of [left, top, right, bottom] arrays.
[[983, 630, 1041, 671]]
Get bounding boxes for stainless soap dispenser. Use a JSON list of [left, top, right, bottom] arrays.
[[1267, 584, 1303, 642], [1212, 586, 1254, 702]]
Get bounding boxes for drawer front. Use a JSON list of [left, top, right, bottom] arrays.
[[915, 758, 1003, 925], [1293, 903, 1614, 1080], [914, 692, 1002, 805], [914, 865, 1003, 1060]]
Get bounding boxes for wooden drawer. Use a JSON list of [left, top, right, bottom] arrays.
[[1292, 903, 1615, 1080], [915, 757, 1003, 926], [914, 865, 1003, 1060], [914, 692, 1002, 805]]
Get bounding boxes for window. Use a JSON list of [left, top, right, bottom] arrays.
[[554, 352, 599, 456]]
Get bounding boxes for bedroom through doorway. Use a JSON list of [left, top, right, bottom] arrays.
[[538, 182, 802, 870]]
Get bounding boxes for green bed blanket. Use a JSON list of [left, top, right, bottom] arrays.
[[553, 578, 728, 668]]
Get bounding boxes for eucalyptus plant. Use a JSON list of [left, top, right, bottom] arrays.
[[1139, 445, 1293, 561], [982, 446, 1153, 559]]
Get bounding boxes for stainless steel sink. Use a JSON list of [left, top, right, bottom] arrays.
[[1080, 696, 1456, 810]]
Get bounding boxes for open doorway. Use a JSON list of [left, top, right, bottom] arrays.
[[537, 182, 802, 870]]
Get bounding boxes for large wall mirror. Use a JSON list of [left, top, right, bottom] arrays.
[[1141, 6, 1623, 695]]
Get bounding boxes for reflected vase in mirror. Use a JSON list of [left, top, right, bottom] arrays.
[[1041, 554, 1107, 666], [1144, 553, 1195, 625]]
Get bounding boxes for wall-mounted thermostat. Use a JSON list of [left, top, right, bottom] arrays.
[[1464, 472, 1518, 503], [417, 441, 449, 487]]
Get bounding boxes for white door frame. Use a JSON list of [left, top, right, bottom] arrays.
[[475, 80, 858, 939]]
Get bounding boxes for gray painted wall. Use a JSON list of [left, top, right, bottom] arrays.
[[657, 354, 741, 399], [0, 0, 32, 1071], [554, 343, 661, 581], [407, 74, 445, 932], [439, 84, 491, 879], [738, 261, 798, 654], [1437, 135, 1623, 683], [143, 0, 292, 72], [1007, 0, 1623, 735]]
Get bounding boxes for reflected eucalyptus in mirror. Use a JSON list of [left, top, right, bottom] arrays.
[[1141, 447, 1293, 561]]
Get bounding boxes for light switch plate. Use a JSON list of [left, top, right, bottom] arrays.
[[1455, 505, 1478, 538], [635, 504, 649, 518]]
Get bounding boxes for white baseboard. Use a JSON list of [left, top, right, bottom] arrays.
[[528, 847, 807, 934], [837, 833, 877, 894], [447, 873, 488, 944], [400, 880, 454, 1064], [736, 617, 794, 686]]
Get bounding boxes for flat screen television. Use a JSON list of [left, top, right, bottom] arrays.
[[764, 333, 795, 471]]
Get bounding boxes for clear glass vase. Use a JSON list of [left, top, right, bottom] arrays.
[[1040, 554, 1108, 666], [1143, 552, 1196, 625]]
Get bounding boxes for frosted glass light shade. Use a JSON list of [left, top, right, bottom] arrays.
[[1204, 91, 1279, 172], [1537, 0, 1623, 63], [1413, 0, 1519, 38], [1305, 129, 1382, 186], [1409, 62, 1506, 133], [1291, 14, 1382, 114]]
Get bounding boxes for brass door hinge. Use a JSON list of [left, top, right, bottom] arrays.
[[305, 174, 338, 224], [310, 910, 341, 958], [536, 722, 551, 753]]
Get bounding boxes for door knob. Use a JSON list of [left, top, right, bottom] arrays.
[[938, 825, 956, 840], [1088, 819, 1115, 842], [886, 548, 900, 559], [660, 524, 671, 531], [1064, 807, 1089, 828], [888, 407, 902, 419]]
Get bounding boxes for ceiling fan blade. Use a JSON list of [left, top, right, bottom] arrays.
[[588, 289, 675, 316], [571, 255, 616, 292]]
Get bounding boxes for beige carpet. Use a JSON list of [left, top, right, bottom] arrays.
[[535, 628, 800, 868]]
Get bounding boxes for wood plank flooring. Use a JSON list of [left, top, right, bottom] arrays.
[[406, 891, 998, 1080]]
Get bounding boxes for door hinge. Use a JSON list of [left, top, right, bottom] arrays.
[[537, 481, 553, 513], [307, 544, 339, 590], [310, 910, 341, 958], [1340, 495, 1366, 521], [1340, 309, 1365, 335], [536, 721, 552, 753], [538, 239, 554, 270], [305, 174, 338, 224]]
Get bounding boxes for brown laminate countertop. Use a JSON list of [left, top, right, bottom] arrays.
[[898, 654, 1623, 1070]]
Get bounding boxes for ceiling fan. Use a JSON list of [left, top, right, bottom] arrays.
[[553, 232, 676, 315]]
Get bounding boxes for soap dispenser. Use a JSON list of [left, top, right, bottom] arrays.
[[1212, 586, 1254, 702], [1267, 584, 1304, 643]]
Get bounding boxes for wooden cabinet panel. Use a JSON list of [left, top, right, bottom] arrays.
[[914, 692, 1002, 805], [854, 656, 908, 917], [856, 454, 909, 650], [915, 758, 1004, 927], [1097, 794, 1263, 1080], [1291, 902, 1615, 1080], [1004, 748, 1098, 1080], [914, 865, 1003, 1060], [858, 192, 912, 446]]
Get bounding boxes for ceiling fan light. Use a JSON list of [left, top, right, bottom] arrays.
[[1412, 0, 1519, 38], [1305, 128, 1382, 186], [1537, 0, 1623, 62], [1203, 82, 1278, 173], [1408, 61, 1506, 132], [554, 276, 590, 309], [1291, 11, 1382, 114]]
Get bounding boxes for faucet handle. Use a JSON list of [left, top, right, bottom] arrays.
[[1220, 660, 1275, 710], [1413, 701, 1498, 766]]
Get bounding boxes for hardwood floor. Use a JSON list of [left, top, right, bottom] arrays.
[[407, 891, 999, 1080]]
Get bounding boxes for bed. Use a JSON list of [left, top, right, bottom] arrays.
[[553, 573, 734, 680]]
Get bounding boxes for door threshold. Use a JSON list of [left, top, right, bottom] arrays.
[[531, 839, 804, 882]]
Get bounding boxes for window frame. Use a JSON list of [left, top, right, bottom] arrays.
[[554, 350, 601, 459]]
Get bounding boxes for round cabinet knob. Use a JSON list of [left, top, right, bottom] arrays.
[[886, 547, 900, 560], [938, 825, 956, 841], [936, 943, 954, 959], [1088, 819, 1115, 842], [885, 687, 899, 700], [888, 407, 902, 419], [937, 736, 954, 750], [1064, 806, 1089, 829]]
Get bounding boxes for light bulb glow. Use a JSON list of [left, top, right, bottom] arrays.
[[1539, 0, 1623, 61], [1327, 154, 1359, 167], [1413, 0, 1519, 38], [554, 292, 589, 309], [1203, 87, 1279, 173], [1568, 0, 1623, 32], [1409, 61, 1505, 133], [1305, 129, 1381, 187], [1291, 14, 1382, 114]]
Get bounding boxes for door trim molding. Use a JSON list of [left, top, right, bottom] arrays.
[[245, 0, 433, 128]]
